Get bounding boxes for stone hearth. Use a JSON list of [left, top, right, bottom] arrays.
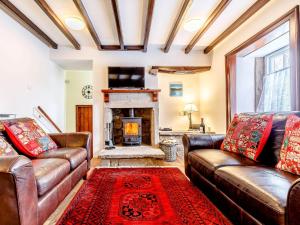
[[99, 146, 165, 167]]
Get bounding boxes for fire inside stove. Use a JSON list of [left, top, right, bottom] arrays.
[[122, 117, 142, 145], [124, 123, 139, 136]]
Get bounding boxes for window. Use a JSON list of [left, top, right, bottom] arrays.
[[257, 47, 291, 112], [225, 7, 299, 126]]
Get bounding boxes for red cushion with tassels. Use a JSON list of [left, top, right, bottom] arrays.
[[3, 118, 57, 157], [221, 113, 273, 161], [276, 114, 300, 175]]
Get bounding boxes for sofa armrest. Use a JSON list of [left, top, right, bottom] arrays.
[[182, 134, 225, 177], [287, 178, 300, 225], [49, 132, 92, 168], [0, 155, 38, 225]]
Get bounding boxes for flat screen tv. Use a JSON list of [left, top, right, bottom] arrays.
[[108, 67, 145, 89]]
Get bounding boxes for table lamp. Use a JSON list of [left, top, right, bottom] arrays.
[[184, 103, 198, 129]]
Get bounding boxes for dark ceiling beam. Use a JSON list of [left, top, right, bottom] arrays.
[[73, 0, 102, 50], [35, 0, 80, 50], [0, 0, 57, 49], [204, 0, 270, 54], [163, 0, 192, 53], [185, 0, 231, 54], [125, 45, 144, 51], [101, 45, 143, 51], [150, 66, 211, 75], [143, 0, 155, 52], [111, 0, 124, 50]]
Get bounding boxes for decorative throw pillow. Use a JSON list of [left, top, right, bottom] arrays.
[[276, 114, 300, 175], [2, 118, 57, 157], [221, 113, 273, 161], [0, 136, 18, 156]]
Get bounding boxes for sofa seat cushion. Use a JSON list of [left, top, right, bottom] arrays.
[[215, 166, 299, 224], [37, 148, 87, 170], [188, 149, 257, 182], [32, 158, 70, 196]]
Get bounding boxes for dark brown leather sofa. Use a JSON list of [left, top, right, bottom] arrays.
[[183, 112, 300, 225], [0, 129, 92, 225]]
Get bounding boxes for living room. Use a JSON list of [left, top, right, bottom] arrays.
[[1, 0, 300, 224]]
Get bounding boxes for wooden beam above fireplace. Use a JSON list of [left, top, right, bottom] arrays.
[[101, 89, 161, 103], [150, 66, 211, 75]]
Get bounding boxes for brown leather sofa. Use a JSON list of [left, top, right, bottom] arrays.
[[183, 112, 300, 225], [0, 130, 92, 225]]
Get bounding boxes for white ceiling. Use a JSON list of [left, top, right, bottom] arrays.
[[9, 0, 258, 51]]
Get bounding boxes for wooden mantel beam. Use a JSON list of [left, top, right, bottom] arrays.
[[101, 89, 161, 102], [0, 0, 58, 49], [35, 0, 80, 50], [143, 0, 155, 52], [73, 0, 102, 50], [150, 66, 211, 75], [204, 0, 270, 54], [111, 0, 124, 50], [185, 0, 231, 54], [163, 0, 192, 53]]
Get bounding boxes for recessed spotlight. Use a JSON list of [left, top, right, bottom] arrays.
[[184, 19, 203, 32], [65, 17, 85, 31]]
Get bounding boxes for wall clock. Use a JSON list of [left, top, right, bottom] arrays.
[[82, 85, 93, 99]]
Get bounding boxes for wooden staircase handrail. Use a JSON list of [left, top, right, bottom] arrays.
[[37, 106, 62, 133]]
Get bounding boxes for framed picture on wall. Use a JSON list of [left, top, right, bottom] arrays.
[[169, 83, 183, 97]]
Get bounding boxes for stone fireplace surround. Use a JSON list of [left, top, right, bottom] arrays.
[[103, 90, 160, 147]]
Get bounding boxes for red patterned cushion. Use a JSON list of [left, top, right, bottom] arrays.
[[0, 136, 18, 156], [276, 114, 300, 175], [3, 118, 57, 157], [221, 113, 273, 161]]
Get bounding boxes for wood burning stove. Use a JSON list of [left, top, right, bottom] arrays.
[[122, 109, 142, 145]]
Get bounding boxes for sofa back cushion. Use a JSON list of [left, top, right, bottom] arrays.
[[0, 136, 18, 156], [258, 112, 300, 165], [2, 118, 57, 157], [276, 114, 300, 175], [221, 113, 273, 161]]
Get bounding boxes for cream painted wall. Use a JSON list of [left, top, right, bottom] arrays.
[[158, 73, 201, 130], [198, 0, 300, 134], [0, 10, 65, 130], [50, 47, 210, 153], [65, 71, 93, 132], [236, 56, 255, 113]]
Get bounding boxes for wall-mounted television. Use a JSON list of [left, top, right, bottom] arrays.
[[108, 67, 145, 89]]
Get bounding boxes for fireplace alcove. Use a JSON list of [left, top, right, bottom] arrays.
[[102, 89, 160, 148], [100, 90, 164, 166]]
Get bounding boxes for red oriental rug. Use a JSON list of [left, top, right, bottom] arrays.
[[57, 168, 232, 225]]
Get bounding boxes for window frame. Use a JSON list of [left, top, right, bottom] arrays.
[[225, 6, 300, 127], [265, 46, 290, 75]]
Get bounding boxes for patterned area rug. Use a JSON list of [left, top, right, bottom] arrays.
[[57, 168, 232, 225]]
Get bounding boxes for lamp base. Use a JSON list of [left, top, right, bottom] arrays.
[[188, 113, 192, 129]]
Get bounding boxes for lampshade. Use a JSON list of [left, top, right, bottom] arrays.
[[184, 103, 198, 113]]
